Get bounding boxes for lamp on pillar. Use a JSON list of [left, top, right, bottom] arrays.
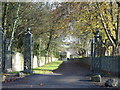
[[27, 27, 31, 32], [91, 30, 102, 74], [94, 30, 102, 57]]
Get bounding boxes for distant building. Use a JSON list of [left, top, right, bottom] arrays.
[[59, 51, 71, 60]]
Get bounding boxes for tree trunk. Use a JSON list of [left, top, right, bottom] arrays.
[[45, 29, 53, 52], [38, 38, 41, 67], [2, 3, 9, 73], [8, 4, 21, 51], [96, 2, 117, 56], [117, 2, 120, 55], [2, 3, 8, 35]]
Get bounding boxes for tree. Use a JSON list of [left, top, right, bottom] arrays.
[[52, 2, 120, 56]]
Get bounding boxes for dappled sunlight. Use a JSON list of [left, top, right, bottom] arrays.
[[1, 2, 120, 88], [32, 61, 63, 75]]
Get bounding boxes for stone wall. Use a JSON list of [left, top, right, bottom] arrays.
[[37, 57, 58, 67], [72, 56, 120, 74], [12, 52, 24, 71], [6, 52, 58, 72]]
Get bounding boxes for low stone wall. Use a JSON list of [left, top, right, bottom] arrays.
[[34, 57, 58, 67], [6, 52, 58, 72], [32, 56, 38, 68], [72, 56, 120, 74], [12, 52, 24, 71]]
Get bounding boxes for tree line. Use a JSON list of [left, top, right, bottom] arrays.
[[1, 2, 120, 58]]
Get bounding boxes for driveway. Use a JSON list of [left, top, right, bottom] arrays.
[[2, 60, 102, 88]]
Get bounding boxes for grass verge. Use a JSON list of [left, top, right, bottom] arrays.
[[32, 60, 63, 74], [7, 71, 19, 74]]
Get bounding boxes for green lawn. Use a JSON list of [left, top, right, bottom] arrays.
[[32, 60, 63, 74], [7, 71, 19, 74]]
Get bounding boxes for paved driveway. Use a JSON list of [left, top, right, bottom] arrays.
[[2, 60, 102, 88]]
